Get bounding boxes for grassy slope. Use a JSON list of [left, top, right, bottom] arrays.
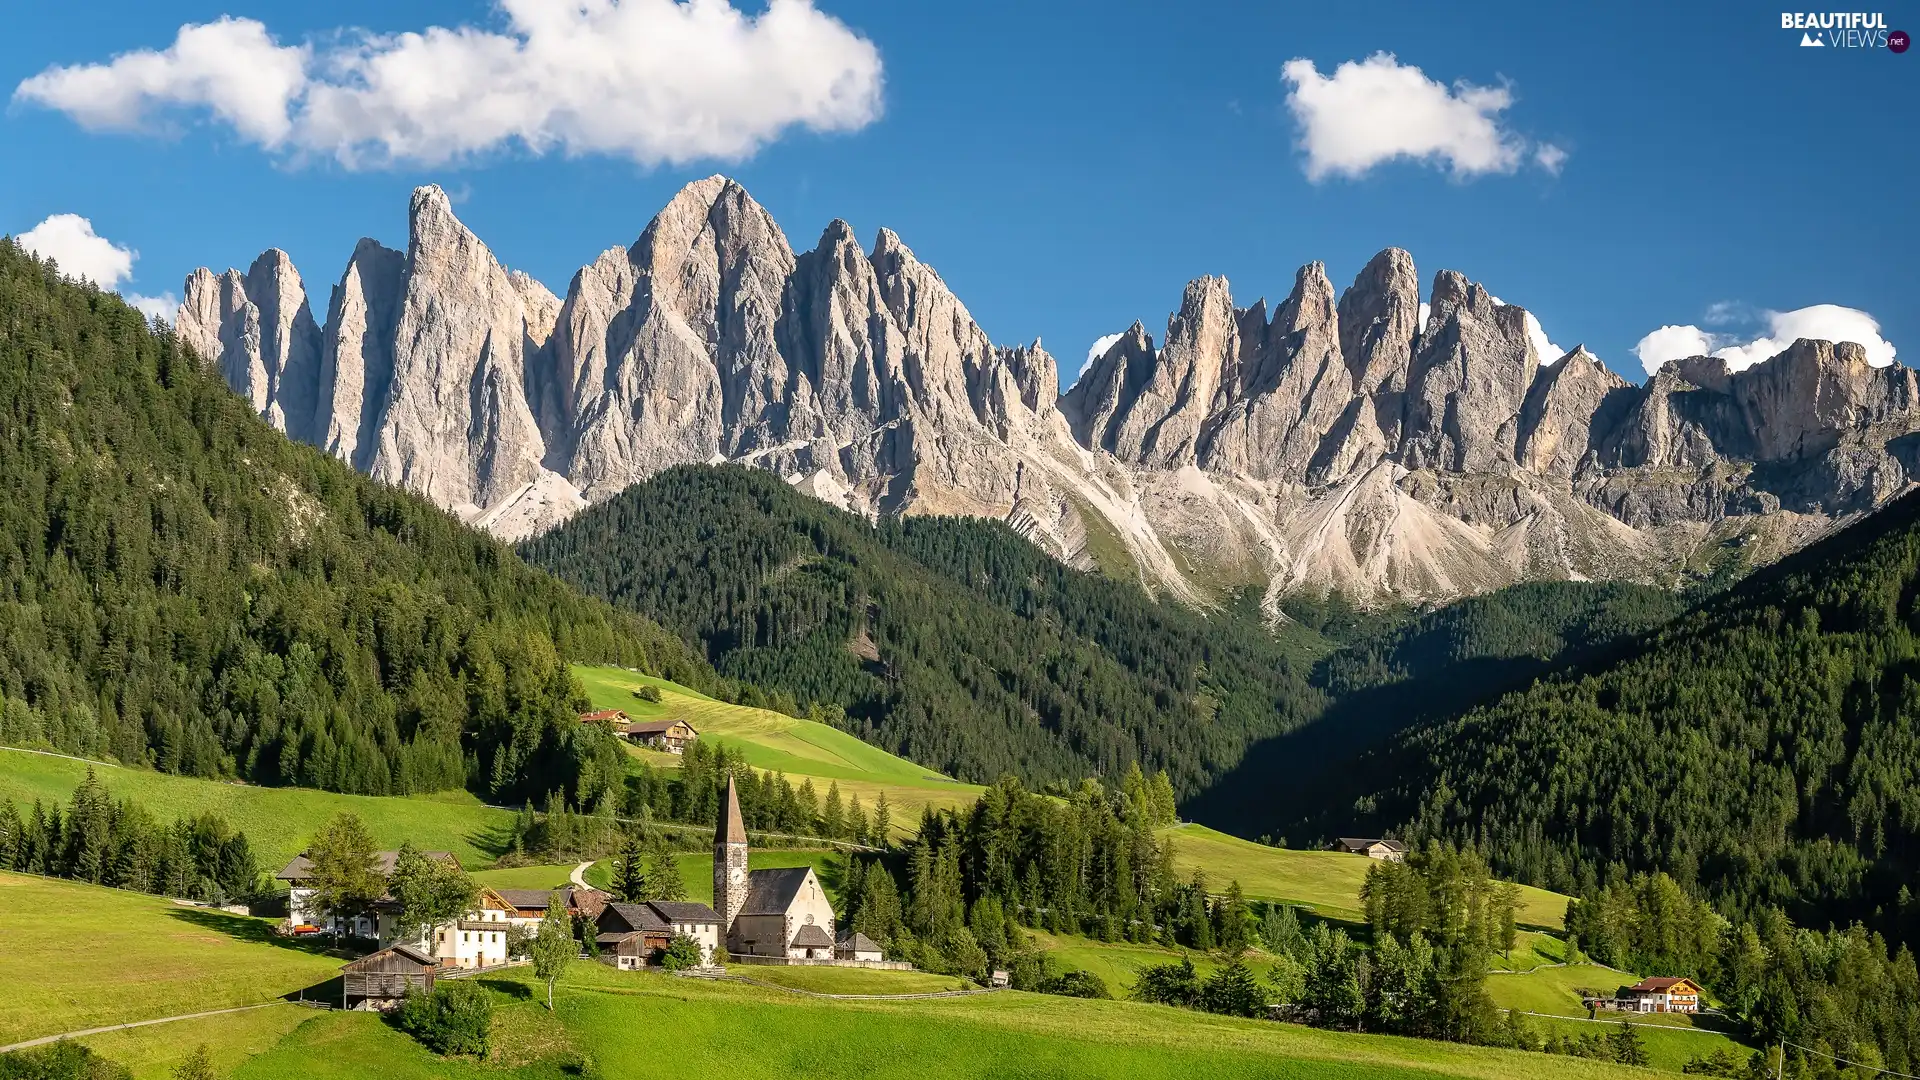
[[0, 872, 340, 1045], [733, 966, 970, 994], [1485, 963, 1752, 1070], [0, 748, 514, 869], [574, 665, 986, 823], [1162, 825, 1568, 928], [223, 965, 1664, 1080], [1026, 929, 1286, 997]]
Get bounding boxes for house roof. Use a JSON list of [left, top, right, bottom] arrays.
[[739, 866, 815, 916], [601, 902, 671, 934], [838, 931, 882, 953], [1626, 977, 1698, 993], [647, 901, 722, 924], [790, 922, 835, 950], [626, 719, 696, 736], [276, 850, 456, 883], [341, 943, 437, 972], [496, 888, 565, 910], [580, 709, 628, 723], [1334, 838, 1407, 852]]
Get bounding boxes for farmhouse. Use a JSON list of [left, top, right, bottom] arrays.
[[278, 849, 459, 938], [579, 708, 629, 726], [340, 944, 437, 1010], [1619, 976, 1704, 1014], [594, 899, 725, 968], [277, 849, 513, 968], [714, 776, 840, 960], [624, 718, 699, 754], [495, 886, 608, 926], [1335, 838, 1408, 862]]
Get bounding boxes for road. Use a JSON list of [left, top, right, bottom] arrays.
[[569, 861, 594, 890]]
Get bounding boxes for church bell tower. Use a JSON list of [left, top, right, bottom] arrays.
[[714, 774, 749, 938]]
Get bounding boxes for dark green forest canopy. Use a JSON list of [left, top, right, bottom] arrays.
[[518, 464, 1327, 796], [1366, 488, 1920, 944], [0, 239, 708, 805], [1190, 579, 1687, 838]]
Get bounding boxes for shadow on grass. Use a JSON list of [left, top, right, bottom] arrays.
[[478, 978, 534, 1000], [163, 907, 350, 959]]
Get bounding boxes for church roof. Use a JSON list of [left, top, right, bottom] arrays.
[[739, 866, 815, 916], [790, 922, 835, 950], [720, 774, 747, 845]]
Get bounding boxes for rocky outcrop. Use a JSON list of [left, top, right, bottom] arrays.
[[178, 176, 1920, 602]]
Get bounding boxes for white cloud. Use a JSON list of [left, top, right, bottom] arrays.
[[17, 213, 136, 288], [128, 292, 178, 324], [14, 18, 306, 145], [1280, 53, 1558, 181], [1714, 305, 1896, 371], [1087, 332, 1123, 366], [14, 0, 885, 169], [16, 213, 174, 321], [1523, 310, 1565, 365], [1630, 305, 1898, 377], [1631, 325, 1716, 373]]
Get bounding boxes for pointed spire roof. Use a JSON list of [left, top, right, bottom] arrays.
[[720, 773, 746, 845]]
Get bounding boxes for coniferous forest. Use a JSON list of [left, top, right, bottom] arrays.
[[520, 464, 1329, 797], [1354, 488, 1920, 947], [0, 239, 707, 807]]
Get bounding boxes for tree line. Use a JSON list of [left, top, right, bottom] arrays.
[[0, 769, 258, 903]]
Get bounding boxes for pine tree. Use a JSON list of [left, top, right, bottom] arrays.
[[821, 782, 845, 839], [611, 830, 647, 902], [872, 792, 892, 848]]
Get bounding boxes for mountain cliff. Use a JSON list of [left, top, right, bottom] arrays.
[[179, 178, 1920, 605]]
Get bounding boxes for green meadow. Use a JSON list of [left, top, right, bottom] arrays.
[[0, 871, 340, 1046], [214, 963, 1666, 1080], [572, 665, 987, 823], [1483, 962, 1753, 1069], [0, 747, 514, 869]]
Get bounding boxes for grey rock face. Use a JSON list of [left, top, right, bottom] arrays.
[[316, 239, 404, 470], [176, 179, 1920, 606], [177, 253, 323, 442]]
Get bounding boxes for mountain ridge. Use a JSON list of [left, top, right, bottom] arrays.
[[179, 177, 1920, 605]]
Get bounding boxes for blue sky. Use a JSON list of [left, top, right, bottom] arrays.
[[1, 0, 1912, 383]]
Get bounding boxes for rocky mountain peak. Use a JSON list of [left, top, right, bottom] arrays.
[[180, 178, 1920, 604]]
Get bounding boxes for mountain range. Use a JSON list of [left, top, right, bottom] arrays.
[[177, 178, 1920, 605]]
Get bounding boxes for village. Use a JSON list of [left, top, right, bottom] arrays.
[[291, 772, 909, 1010]]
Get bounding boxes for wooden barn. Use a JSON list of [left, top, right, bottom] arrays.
[[341, 943, 439, 1009]]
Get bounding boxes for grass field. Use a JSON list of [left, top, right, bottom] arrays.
[[1161, 826, 1571, 929], [0, 748, 514, 869], [1521, 1015, 1749, 1073], [469, 864, 581, 891], [1484, 962, 1753, 1069], [213, 964, 1666, 1080], [573, 665, 987, 824], [70, 1004, 317, 1080], [731, 966, 971, 994], [1025, 929, 1286, 997], [0, 872, 342, 1045]]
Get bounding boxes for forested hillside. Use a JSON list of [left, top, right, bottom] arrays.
[[0, 239, 707, 806], [519, 465, 1326, 796], [1190, 581, 1687, 837], [1360, 490, 1920, 944]]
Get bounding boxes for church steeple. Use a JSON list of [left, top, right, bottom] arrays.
[[714, 773, 749, 937]]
